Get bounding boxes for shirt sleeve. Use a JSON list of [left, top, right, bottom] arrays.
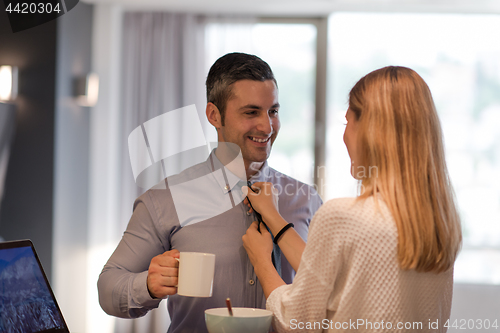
[[97, 196, 167, 318], [266, 201, 344, 333]]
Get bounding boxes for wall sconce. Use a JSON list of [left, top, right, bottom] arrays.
[[0, 66, 18, 102], [73, 73, 99, 107]]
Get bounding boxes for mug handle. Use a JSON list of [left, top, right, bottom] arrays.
[[175, 257, 180, 287]]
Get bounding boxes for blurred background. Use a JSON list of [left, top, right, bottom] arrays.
[[0, 0, 499, 332]]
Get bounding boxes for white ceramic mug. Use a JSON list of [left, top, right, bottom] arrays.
[[177, 252, 216, 297]]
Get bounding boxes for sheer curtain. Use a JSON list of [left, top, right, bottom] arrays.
[[118, 12, 209, 233], [204, 16, 255, 69]]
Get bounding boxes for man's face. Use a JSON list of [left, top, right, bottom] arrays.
[[217, 79, 280, 170]]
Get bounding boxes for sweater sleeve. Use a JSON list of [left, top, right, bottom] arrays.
[[97, 196, 166, 318], [266, 200, 347, 333]]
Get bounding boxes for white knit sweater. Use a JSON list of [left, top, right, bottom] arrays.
[[266, 196, 453, 332]]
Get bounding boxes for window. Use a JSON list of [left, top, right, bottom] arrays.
[[326, 12, 500, 284]]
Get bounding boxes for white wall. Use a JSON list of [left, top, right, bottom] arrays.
[[53, 2, 93, 332], [87, 3, 125, 333]]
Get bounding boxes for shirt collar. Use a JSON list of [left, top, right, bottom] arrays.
[[208, 150, 245, 194], [208, 150, 270, 194]]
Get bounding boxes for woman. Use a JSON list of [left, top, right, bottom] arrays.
[[242, 66, 462, 332]]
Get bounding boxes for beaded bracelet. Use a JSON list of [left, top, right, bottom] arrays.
[[273, 223, 294, 244]]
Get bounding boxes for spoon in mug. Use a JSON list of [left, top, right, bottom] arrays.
[[226, 298, 233, 316]]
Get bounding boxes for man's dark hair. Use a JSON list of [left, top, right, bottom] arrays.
[[206, 52, 277, 125]]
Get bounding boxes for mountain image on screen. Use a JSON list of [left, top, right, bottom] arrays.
[[0, 247, 65, 333]]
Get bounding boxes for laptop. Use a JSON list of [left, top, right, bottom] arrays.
[[0, 239, 70, 333]]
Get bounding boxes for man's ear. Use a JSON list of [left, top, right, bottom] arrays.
[[206, 102, 222, 129]]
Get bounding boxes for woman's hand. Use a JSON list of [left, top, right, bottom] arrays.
[[243, 183, 306, 273], [242, 221, 274, 268], [242, 221, 286, 299], [242, 182, 280, 221]]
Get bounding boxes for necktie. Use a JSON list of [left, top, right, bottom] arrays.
[[269, 226, 282, 277], [245, 181, 282, 277]]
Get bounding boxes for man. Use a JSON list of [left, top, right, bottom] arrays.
[[98, 53, 322, 332]]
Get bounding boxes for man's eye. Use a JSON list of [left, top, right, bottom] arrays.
[[246, 111, 257, 115], [270, 109, 279, 115]]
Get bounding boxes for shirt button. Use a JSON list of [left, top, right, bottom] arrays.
[[249, 279, 255, 285], [224, 185, 229, 191]]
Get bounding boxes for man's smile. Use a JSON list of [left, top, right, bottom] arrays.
[[248, 136, 271, 145]]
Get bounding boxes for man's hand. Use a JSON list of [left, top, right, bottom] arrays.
[[147, 249, 180, 299]]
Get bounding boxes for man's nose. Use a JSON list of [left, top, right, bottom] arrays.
[[256, 113, 273, 134]]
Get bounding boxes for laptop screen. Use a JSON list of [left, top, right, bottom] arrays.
[[0, 240, 69, 333]]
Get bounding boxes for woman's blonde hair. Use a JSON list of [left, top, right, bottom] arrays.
[[349, 66, 462, 273]]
